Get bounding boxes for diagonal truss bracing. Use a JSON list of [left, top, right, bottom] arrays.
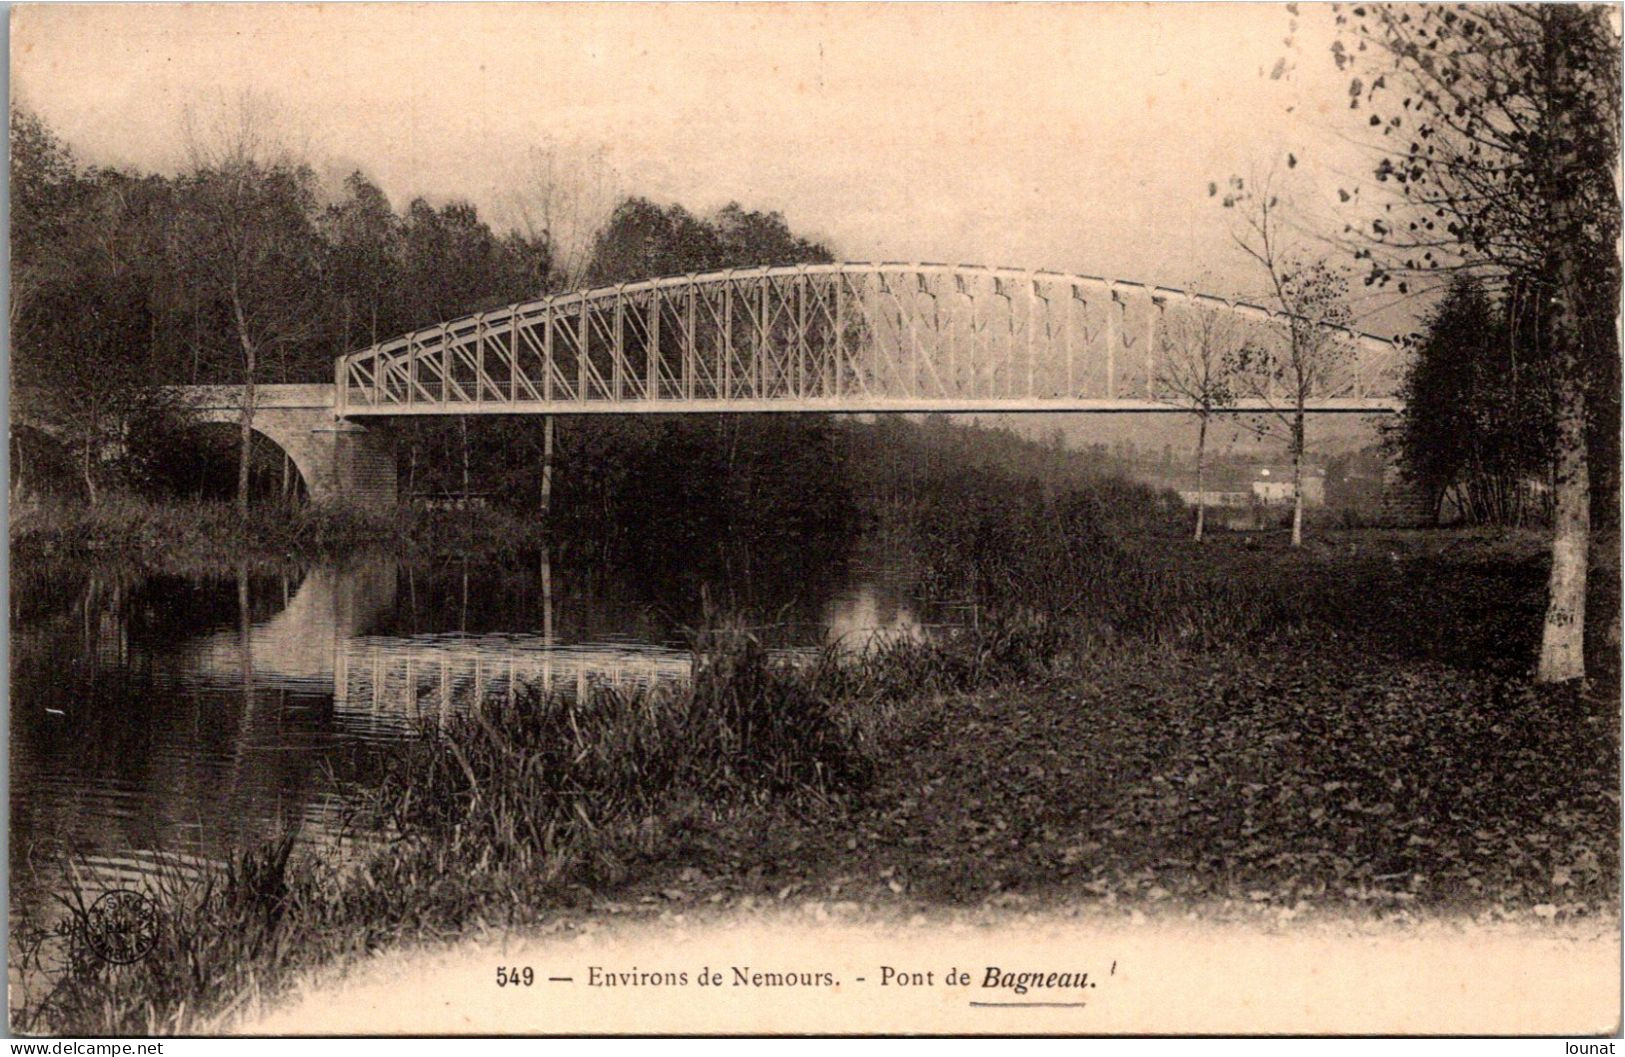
[[337, 263, 1407, 416]]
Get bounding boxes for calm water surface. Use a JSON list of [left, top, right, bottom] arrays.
[[9, 539, 962, 924]]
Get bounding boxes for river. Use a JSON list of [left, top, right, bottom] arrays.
[[8, 537, 968, 931]]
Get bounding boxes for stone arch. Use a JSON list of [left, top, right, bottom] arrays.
[[190, 409, 322, 503], [187, 397, 396, 507]]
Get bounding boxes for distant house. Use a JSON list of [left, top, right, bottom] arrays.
[[1251, 465, 1325, 507]]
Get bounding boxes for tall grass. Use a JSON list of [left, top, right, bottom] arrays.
[[9, 491, 562, 566], [9, 632, 889, 1036], [369, 630, 875, 884]]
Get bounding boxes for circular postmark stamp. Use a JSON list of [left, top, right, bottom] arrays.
[[79, 889, 161, 965]]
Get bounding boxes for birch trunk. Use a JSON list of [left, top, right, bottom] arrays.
[[1535, 18, 1592, 684], [1536, 363, 1589, 682], [1194, 414, 1208, 543], [1290, 413, 1304, 547]]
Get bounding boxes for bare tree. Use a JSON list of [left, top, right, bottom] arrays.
[[509, 139, 622, 293], [174, 96, 321, 519], [507, 138, 622, 515], [1157, 295, 1240, 542], [1218, 167, 1354, 546]]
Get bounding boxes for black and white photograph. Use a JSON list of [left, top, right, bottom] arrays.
[[7, 2, 1621, 1038]]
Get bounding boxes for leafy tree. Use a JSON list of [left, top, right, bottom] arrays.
[[10, 108, 79, 496], [1335, 2, 1621, 682], [321, 172, 401, 351], [585, 199, 723, 286], [397, 198, 547, 328], [710, 203, 836, 270], [171, 113, 325, 519], [16, 273, 170, 504], [9, 109, 83, 336], [1396, 276, 1552, 524], [11, 116, 193, 503]]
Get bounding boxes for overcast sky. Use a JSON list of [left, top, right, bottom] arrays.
[[13, 6, 1405, 302], [11, 3, 1406, 453]]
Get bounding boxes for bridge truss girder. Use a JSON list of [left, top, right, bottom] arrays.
[[336, 263, 1406, 416]]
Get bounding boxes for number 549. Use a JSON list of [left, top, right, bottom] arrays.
[[496, 966, 534, 987]]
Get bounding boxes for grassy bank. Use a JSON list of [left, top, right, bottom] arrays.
[[8, 492, 555, 567], [11, 516, 1621, 1034]]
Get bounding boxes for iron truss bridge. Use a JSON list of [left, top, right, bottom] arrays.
[[336, 263, 1406, 416]]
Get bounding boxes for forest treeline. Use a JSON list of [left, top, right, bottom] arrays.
[[7, 109, 833, 511], [1397, 273, 1619, 526]]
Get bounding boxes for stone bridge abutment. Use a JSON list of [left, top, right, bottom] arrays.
[[187, 384, 396, 507]]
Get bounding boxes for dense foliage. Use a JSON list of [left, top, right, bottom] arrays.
[[1395, 276, 1556, 524]]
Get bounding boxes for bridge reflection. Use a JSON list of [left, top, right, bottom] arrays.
[[8, 545, 942, 925], [169, 554, 933, 726]]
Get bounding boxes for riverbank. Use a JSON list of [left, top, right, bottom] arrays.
[[11, 527, 1621, 1035], [8, 493, 554, 568], [453, 529, 1620, 932]]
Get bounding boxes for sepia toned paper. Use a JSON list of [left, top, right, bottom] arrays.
[[9, 2, 1621, 1038]]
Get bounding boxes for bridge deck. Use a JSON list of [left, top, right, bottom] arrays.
[[337, 396, 1399, 416]]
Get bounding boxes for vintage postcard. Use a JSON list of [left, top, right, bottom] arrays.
[[8, 2, 1621, 1038]]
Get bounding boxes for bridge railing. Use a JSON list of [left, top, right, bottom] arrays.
[[335, 263, 1407, 416]]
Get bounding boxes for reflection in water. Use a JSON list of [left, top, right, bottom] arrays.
[[824, 585, 925, 650], [9, 543, 956, 926]]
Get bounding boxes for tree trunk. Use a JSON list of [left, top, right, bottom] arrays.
[[238, 376, 255, 522], [541, 544, 554, 643], [1537, 360, 1590, 682], [232, 291, 257, 523], [540, 415, 555, 516], [1535, 13, 1592, 685], [1290, 412, 1304, 547], [1194, 413, 1208, 543], [459, 415, 471, 502], [81, 433, 97, 507]]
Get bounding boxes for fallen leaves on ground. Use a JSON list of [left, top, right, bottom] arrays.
[[601, 532, 1621, 929]]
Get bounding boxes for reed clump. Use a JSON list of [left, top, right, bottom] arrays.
[[369, 630, 876, 886]]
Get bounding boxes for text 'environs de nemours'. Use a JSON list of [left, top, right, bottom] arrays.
[[586, 967, 836, 988]]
